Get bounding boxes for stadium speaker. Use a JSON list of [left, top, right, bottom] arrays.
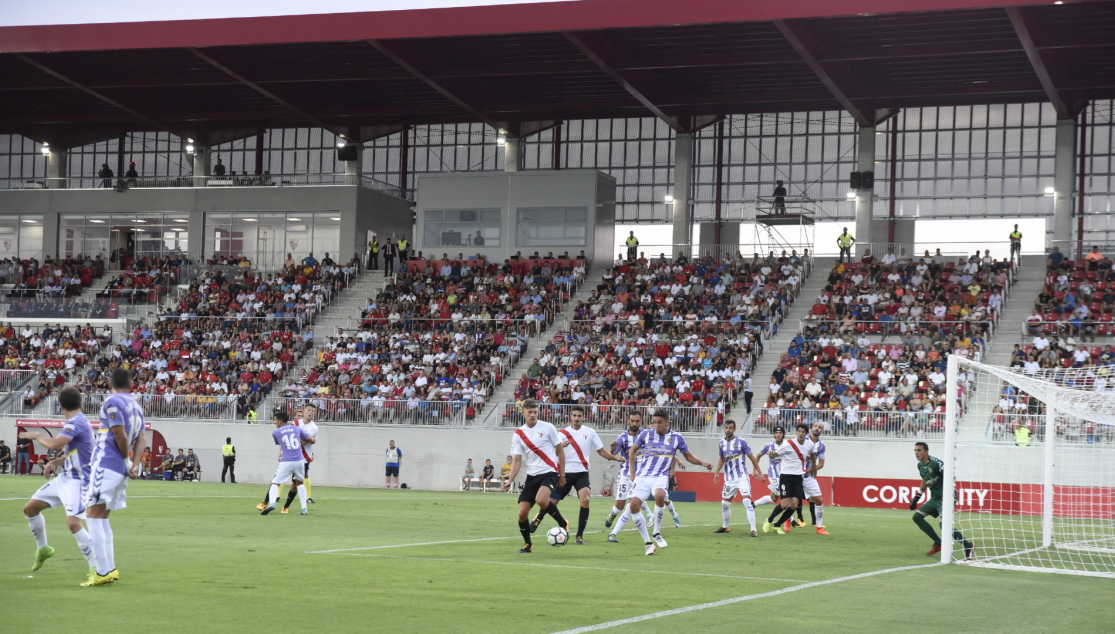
[[849, 171, 862, 189], [862, 171, 875, 188], [337, 145, 359, 162]]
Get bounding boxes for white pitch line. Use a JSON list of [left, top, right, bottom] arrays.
[[548, 562, 945, 634], [328, 552, 806, 583]]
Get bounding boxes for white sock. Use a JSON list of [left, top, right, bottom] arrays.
[[721, 501, 732, 528], [607, 506, 620, 520], [611, 506, 631, 536], [297, 484, 308, 510], [74, 528, 97, 569], [666, 500, 677, 516], [816, 505, 825, 527], [89, 518, 112, 575], [653, 506, 665, 535], [754, 495, 774, 507], [27, 514, 47, 548], [633, 515, 652, 544], [103, 520, 115, 573], [268, 484, 279, 505], [744, 499, 757, 532]]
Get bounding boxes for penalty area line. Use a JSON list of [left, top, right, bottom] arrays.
[[548, 562, 945, 634]]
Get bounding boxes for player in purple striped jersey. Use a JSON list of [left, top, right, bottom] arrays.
[[83, 369, 147, 587], [604, 412, 655, 532], [801, 421, 829, 535], [712, 420, 766, 537], [262, 412, 314, 516], [21, 387, 99, 582], [752, 427, 785, 513], [627, 410, 711, 556]]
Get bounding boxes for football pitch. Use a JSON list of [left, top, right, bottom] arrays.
[[0, 478, 1110, 633]]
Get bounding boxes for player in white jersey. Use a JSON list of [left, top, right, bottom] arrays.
[[83, 369, 147, 586], [20, 387, 99, 582], [626, 409, 712, 556], [282, 403, 320, 512], [502, 399, 569, 554], [533, 405, 623, 544], [711, 419, 766, 537], [753, 426, 785, 511], [798, 421, 829, 535], [762, 423, 816, 536]]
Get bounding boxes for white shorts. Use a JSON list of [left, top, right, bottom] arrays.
[[273, 460, 306, 485], [768, 477, 780, 498], [614, 476, 633, 501], [721, 476, 752, 501], [87, 468, 128, 512], [631, 475, 670, 502], [803, 477, 822, 499], [32, 476, 86, 518]]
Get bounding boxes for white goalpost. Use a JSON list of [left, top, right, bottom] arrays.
[[942, 355, 1115, 577]]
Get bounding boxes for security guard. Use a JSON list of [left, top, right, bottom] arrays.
[[246, 408, 258, 424], [221, 437, 237, 483], [1015, 423, 1031, 447], [625, 231, 639, 261], [368, 235, 380, 271], [1009, 224, 1022, 264], [398, 234, 410, 262], [837, 227, 855, 264]]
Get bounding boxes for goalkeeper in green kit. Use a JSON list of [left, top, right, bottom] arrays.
[[911, 442, 975, 559]]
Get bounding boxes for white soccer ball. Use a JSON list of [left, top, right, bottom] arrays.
[[546, 526, 569, 547]]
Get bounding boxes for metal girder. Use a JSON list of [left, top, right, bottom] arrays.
[[368, 40, 503, 132], [773, 19, 874, 127], [563, 31, 682, 132], [1006, 6, 1073, 119], [187, 48, 340, 134], [12, 54, 183, 138]]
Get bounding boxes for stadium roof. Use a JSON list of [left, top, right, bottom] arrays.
[[2, 0, 1114, 147]]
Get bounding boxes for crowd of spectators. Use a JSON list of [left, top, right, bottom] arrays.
[[6, 256, 103, 300], [3, 322, 110, 409], [494, 249, 812, 429], [758, 327, 970, 437], [270, 254, 584, 424], [805, 248, 1011, 344], [1028, 246, 1115, 340]]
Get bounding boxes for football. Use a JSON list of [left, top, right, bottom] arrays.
[[546, 526, 569, 547]]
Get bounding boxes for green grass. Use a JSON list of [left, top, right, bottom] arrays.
[[1, 477, 1111, 633]]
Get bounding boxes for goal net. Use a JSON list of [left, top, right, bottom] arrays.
[[942, 355, 1115, 578]]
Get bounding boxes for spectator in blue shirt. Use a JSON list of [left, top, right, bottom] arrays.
[[1047, 247, 1065, 271]]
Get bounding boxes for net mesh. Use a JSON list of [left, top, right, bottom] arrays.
[[944, 357, 1115, 577]]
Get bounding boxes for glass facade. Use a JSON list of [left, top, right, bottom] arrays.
[[422, 209, 501, 248], [203, 212, 341, 270], [0, 215, 45, 261], [516, 208, 588, 248], [59, 213, 188, 265]]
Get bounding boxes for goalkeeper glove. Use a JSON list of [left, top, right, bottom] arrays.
[[909, 491, 922, 510]]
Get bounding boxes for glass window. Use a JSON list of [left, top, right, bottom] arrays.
[[516, 207, 588, 247], [204, 212, 342, 270], [423, 208, 501, 247]]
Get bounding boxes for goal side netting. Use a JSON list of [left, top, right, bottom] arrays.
[[942, 355, 1115, 578]]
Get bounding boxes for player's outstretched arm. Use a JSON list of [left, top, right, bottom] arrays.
[[557, 450, 566, 486], [596, 447, 624, 463], [712, 457, 724, 483], [681, 451, 712, 471], [18, 431, 69, 451]]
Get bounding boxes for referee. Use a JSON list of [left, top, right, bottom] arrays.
[[221, 437, 236, 483]]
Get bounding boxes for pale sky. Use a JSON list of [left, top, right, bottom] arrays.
[[0, 0, 568, 27]]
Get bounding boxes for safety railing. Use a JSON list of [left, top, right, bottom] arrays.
[[833, 242, 1019, 265], [260, 397, 468, 427], [751, 407, 945, 440], [1019, 316, 1113, 340], [0, 371, 41, 414], [623, 244, 814, 270], [1050, 240, 1115, 264], [0, 297, 141, 319], [37, 392, 238, 420], [0, 173, 363, 190], [563, 316, 775, 340], [800, 317, 998, 343], [478, 402, 720, 435], [984, 411, 1115, 445]]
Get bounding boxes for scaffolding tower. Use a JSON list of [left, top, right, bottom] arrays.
[[752, 195, 818, 258]]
